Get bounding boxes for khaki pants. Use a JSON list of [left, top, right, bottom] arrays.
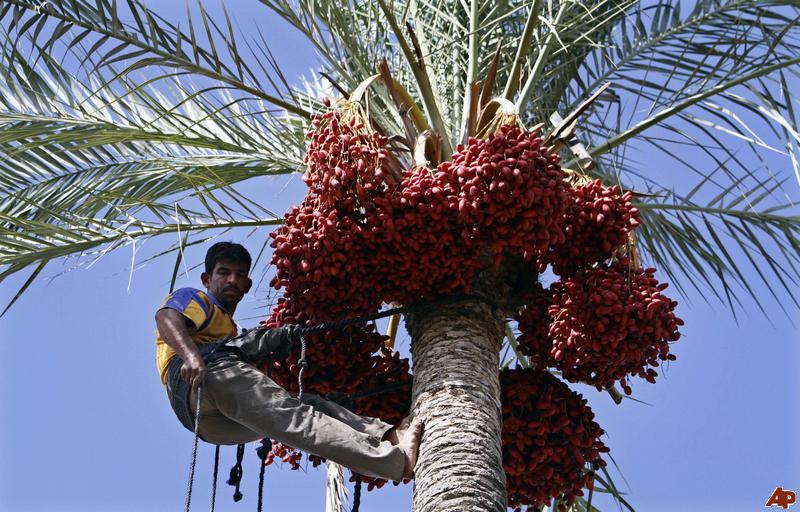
[[167, 354, 405, 482]]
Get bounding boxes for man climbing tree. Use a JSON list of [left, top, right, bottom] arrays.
[[155, 241, 422, 482]]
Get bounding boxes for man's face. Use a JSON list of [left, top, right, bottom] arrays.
[[201, 259, 252, 310]]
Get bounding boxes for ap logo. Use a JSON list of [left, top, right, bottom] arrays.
[[766, 487, 797, 509]]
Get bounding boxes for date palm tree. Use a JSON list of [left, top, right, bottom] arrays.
[[1, 1, 799, 511]]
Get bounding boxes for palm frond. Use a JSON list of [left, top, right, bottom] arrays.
[[0, 0, 799, 319], [537, 0, 800, 315], [1, 0, 311, 115], [0, 15, 307, 284], [0, 203, 282, 273]]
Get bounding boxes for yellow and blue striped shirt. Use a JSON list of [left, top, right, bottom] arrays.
[[156, 288, 238, 384]]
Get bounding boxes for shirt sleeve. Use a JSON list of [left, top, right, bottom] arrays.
[[159, 288, 210, 330]]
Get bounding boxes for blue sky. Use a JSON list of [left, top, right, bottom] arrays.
[[1, 1, 798, 511]]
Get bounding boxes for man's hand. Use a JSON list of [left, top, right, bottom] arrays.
[[156, 307, 207, 389], [181, 353, 207, 391]]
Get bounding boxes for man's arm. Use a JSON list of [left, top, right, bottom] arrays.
[[156, 308, 206, 390]]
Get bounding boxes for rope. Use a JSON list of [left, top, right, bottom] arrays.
[[297, 294, 496, 337], [226, 444, 245, 502], [256, 439, 271, 512], [352, 474, 362, 512], [185, 386, 203, 512], [293, 294, 495, 402], [210, 445, 220, 512], [297, 334, 308, 401]]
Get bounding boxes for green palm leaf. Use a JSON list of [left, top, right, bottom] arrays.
[[0, 0, 798, 325]]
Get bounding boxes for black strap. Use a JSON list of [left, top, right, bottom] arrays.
[[226, 444, 245, 502], [352, 474, 362, 512], [256, 439, 271, 512], [210, 445, 220, 511]]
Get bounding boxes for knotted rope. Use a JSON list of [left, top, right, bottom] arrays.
[[352, 474, 363, 512], [256, 439, 271, 512], [226, 444, 245, 502]]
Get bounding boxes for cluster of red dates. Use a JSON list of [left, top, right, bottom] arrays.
[[263, 102, 682, 509]]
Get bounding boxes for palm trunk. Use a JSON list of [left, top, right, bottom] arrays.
[[406, 297, 507, 512]]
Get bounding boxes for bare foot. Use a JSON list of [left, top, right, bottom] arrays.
[[397, 418, 423, 480], [383, 415, 412, 446], [383, 428, 398, 445]]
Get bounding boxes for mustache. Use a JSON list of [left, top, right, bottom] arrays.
[[223, 285, 241, 293]]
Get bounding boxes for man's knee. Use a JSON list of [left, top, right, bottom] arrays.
[[198, 415, 262, 445], [201, 358, 299, 417]]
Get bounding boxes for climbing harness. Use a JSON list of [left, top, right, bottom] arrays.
[[182, 293, 497, 511]]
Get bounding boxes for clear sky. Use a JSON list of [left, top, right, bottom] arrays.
[[0, 2, 798, 511]]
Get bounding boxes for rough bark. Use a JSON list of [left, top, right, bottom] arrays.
[[406, 295, 507, 512]]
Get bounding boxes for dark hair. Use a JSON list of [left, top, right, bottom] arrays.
[[205, 242, 252, 274]]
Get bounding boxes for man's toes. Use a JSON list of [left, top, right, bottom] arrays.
[[383, 426, 399, 445], [396, 415, 412, 433], [401, 418, 423, 479]]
